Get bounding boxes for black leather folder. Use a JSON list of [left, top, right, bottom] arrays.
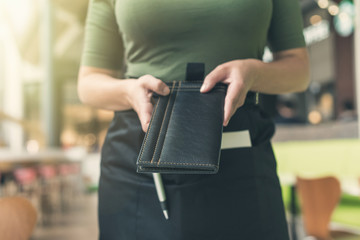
[[136, 81, 227, 174]]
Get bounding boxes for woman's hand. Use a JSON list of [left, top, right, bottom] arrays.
[[78, 67, 170, 132], [127, 75, 170, 132], [200, 59, 261, 126], [78, 49, 308, 130]]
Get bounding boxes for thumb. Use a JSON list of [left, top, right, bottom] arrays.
[[140, 75, 170, 96]]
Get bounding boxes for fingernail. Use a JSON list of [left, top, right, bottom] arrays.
[[200, 83, 207, 92], [224, 117, 229, 126], [163, 87, 170, 95], [144, 123, 149, 132]]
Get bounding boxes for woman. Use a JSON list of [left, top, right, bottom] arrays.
[[78, 0, 309, 239]]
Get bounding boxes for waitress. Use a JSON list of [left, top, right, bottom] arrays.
[[78, 0, 309, 239]]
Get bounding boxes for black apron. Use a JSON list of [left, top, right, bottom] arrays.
[[98, 104, 289, 240]]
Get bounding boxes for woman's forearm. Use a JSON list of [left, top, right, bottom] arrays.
[[77, 68, 170, 131], [251, 48, 310, 94], [201, 47, 310, 125], [78, 68, 133, 111]]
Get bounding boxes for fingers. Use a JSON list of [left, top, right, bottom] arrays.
[[136, 75, 169, 131], [201, 65, 227, 93], [137, 99, 154, 132], [223, 82, 247, 126], [139, 75, 170, 96], [129, 75, 169, 132]]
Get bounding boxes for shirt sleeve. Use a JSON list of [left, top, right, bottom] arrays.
[[81, 0, 124, 70], [267, 0, 306, 52]]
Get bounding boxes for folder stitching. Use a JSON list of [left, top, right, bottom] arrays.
[[150, 81, 176, 163], [157, 81, 181, 165], [157, 162, 215, 166], [136, 81, 227, 173], [137, 91, 161, 163]]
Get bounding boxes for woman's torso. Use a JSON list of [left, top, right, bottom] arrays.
[[113, 0, 272, 80]]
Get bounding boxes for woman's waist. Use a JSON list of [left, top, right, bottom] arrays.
[[124, 56, 261, 82]]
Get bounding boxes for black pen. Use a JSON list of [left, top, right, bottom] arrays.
[[152, 173, 169, 220]]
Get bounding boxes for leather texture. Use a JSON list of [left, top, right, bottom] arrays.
[[185, 63, 205, 81], [137, 81, 227, 174]]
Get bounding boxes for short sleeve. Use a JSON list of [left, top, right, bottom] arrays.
[[267, 0, 306, 52], [81, 0, 124, 70]]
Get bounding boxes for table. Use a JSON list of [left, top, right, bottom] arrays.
[[0, 147, 86, 171]]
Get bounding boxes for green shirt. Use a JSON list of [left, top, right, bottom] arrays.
[[81, 0, 305, 82]]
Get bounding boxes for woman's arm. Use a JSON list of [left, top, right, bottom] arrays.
[[78, 67, 130, 111], [77, 67, 170, 132], [200, 47, 310, 126], [252, 48, 310, 94]]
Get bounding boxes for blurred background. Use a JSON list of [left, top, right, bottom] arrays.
[[0, 0, 359, 239]]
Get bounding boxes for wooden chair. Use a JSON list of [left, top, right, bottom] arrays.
[[296, 176, 359, 240], [0, 196, 37, 240]]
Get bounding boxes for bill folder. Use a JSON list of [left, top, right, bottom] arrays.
[[136, 81, 227, 174]]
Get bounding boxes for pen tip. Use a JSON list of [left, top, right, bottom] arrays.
[[163, 210, 169, 220]]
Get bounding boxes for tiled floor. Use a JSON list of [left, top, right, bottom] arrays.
[[31, 193, 98, 240]]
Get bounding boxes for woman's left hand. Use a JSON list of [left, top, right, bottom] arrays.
[[200, 59, 261, 126]]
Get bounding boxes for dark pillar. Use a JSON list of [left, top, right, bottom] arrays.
[[333, 0, 356, 117]]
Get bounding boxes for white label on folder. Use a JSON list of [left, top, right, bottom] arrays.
[[221, 130, 252, 149]]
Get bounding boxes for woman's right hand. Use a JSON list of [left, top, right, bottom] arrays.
[[127, 75, 170, 132]]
